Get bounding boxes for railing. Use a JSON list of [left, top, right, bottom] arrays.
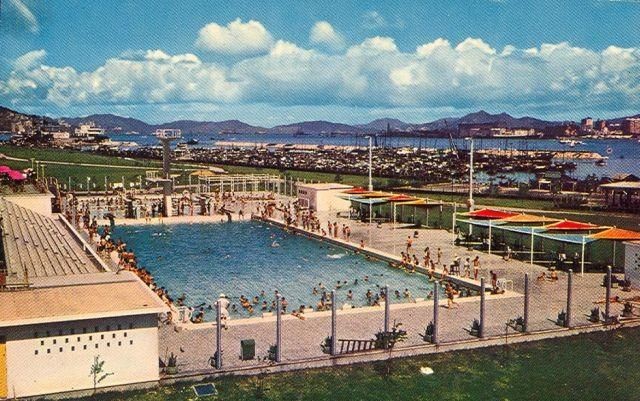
[[337, 339, 376, 354], [57, 214, 112, 272]]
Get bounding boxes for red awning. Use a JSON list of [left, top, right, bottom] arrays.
[[343, 187, 369, 195], [589, 227, 640, 240], [544, 219, 600, 231], [465, 208, 519, 220]]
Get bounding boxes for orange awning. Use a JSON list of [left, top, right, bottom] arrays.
[[589, 227, 640, 240], [387, 194, 417, 202], [360, 191, 394, 198], [343, 187, 369, 195]]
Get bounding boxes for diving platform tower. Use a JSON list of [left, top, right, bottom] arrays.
[[155, 129, 181, 217]]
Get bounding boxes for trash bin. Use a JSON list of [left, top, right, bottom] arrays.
[[240, 339, 255, 360]]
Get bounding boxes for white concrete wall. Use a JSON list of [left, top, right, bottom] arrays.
[[625, 242, 640, 288], [297, 187, 316, 210], [4, 194, 53, 217], [297, 187, 351, 213], [316, 190, 351, 212], [3, 314, 159, 398]]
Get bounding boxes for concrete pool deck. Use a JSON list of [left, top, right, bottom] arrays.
[[72, 193, 640, 380], [149, 200, 640, 379]]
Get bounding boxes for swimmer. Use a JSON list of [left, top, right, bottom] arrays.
[[347, 290, 353, 300]]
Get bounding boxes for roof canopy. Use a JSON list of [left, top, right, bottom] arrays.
[[589, 227, 640, 241], [500, 213, 559, 224], [190, 169, 216, 177], [464, 208, 519, 220], [544, 219, 600, 231], [350, 197, 389, 205], [396, 198, 441, 207], [387, 194, 417, 202], [360, 191, 394, 198], [343, 187, 369, 195]]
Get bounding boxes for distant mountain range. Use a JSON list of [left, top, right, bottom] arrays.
[[1, 105, 637, 136], [58, 110, 562, 134]]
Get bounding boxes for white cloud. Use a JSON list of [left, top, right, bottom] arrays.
[[13, 49, 46, 70], [416, 38, 451, 58], [195, 19, 273, 55], [2, 37, 640, 115], [309, 21, 345, 50], [362, 11, 387, 29], [351, 37, 398, 54], [8, 0, 39, 33]]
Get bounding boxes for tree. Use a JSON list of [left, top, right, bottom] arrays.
[[89, 355, 113, 394]]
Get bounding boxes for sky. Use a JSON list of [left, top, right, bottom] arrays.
[[0, 0, 639, 125]]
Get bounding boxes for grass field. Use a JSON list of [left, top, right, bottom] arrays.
[[92, 327, 640, 401]]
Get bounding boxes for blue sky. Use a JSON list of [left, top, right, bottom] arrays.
[[1, 0, 639, 125]]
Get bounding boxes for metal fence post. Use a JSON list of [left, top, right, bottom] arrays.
[[384, 285, 390, 334], [605, 266, 612, 322], [331, 290, 337, 356], [433, 280, 439, 344], [276, 294, 282, 362], [566, 269, 573, 328], [216, 301, 222, 369], [479, 278, 486, 338], [523, 273, 530, 333]]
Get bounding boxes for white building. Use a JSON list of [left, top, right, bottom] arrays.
[[0, 197, 168, 399], [624, 241, 640, 288], [296, 183, 353, 212], [74, 122, 106, 138]]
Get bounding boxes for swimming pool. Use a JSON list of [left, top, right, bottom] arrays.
[[113, 221, 438, 320]]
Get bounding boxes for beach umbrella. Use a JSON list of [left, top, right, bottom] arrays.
[[8, 170, 26, 181]]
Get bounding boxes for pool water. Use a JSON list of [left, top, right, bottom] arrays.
[[113, 221, 438, 320]]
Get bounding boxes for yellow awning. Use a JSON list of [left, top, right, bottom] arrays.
[[499, 213, 559, 224], [190, 169, 216, 177]]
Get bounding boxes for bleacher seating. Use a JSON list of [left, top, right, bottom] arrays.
[[0, 198, 100, 287]]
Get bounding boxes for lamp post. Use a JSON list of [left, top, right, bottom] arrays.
[[365, 136, 373, 191], [364, 136, 374, 246], [465, 137, 475, 211]]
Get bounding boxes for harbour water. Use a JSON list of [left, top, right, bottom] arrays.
[[108, 132, 640, 180]]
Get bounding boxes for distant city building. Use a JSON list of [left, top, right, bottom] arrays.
[[459, 124, 536, 138], [74, 122, 106, 138], [41, 122, 71, 139], [595, 119, 607, 131], [622, 118, 640, 135], [580, 117, 593, 131]]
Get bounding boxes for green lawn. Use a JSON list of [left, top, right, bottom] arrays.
[[1, 145, 638, 229], [0, 144, 159, 167], [92, 328, 640, 401]]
